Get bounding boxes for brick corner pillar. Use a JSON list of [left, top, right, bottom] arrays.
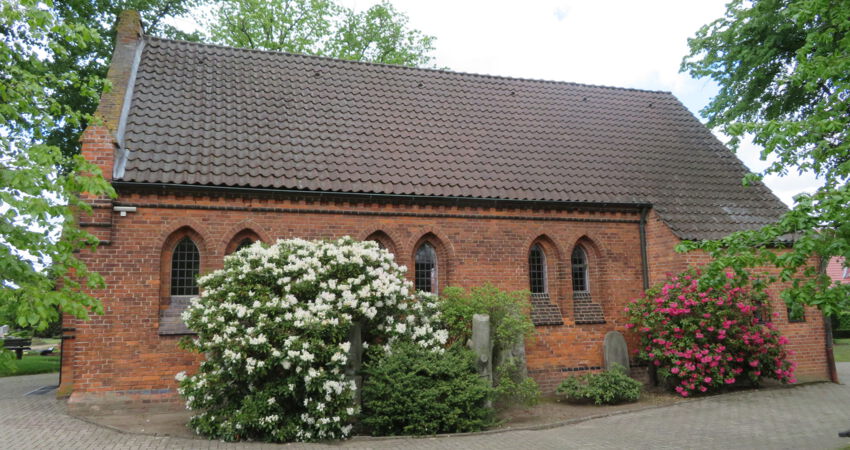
[[62, 9, 143, 404]]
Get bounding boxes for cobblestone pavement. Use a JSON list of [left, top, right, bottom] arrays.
[[3, 365, 850, 450]]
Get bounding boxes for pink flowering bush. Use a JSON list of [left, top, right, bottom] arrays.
[[625, 269, 796, 397]]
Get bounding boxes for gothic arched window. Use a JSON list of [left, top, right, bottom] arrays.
[[571, 246, 589, 293], [415, 242, 438, 293], [529, 244, 548, 294], [171, 237, 200, 296]]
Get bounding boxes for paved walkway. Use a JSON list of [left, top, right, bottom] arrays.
[[2, 365, 850, 449]]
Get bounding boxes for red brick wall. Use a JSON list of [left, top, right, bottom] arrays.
[[827, 257, 849, 284], [63, 178, 831, 407], [63, 191, 833, 406], [65, 191, 832, 407], [64, 185, 652, 402], [79, 125, 115, 185]]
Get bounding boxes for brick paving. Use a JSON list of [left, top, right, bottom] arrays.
[[2, 365, 849, 449]]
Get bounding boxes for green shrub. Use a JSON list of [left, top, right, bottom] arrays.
[[627, 269, 796, 397], [440, 285, 533, 349], [556, 365, 642, 405], [439, 285, 540, 407], [493, 358, 540, 408], [838, 314, 850, 330], [360, 342, 495, 436]]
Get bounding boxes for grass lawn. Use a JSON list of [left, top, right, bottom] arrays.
[[30, 337, 61, 347], [835, 338, 850, 363], [0, 354, 60, 377]]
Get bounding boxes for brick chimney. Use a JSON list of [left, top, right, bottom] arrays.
[[81, 10, 143, 182], [63, 12, 143, 397], [76, 10, 142, 244]]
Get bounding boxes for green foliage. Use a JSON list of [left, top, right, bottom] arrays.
[[1, 0, 115, 365], [32, 308, 62, 338], [680, 0, 850, 316], [440, 285, 534, 350], [360, 342, 495, 436], [556, 365, 642, 406], [439, 285, 540, 406], [492, 358, 540, 408], [206, 0, 436, 67], [42, 0, 206, 158], [839, 314, 850, 330], [0, 355, 61, 377]]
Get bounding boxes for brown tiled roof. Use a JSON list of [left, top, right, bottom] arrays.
[[119, 37, 788, 240]]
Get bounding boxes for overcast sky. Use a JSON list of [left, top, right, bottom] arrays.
[[178, 0, 821, 206]]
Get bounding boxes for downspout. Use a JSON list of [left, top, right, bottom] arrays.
[[58, 314, 62, 388], [639, 207, 650, 291], [638, 207, 654, 385]]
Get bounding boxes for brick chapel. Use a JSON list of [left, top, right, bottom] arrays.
[[61, 11, 835, 407]]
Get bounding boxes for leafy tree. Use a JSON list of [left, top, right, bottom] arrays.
[[680, 0, 850, 317], [207, 0, 436, 67], [46, 0, 205, 159], [1, 0, 114, 358], [327, 1, 435, 67]]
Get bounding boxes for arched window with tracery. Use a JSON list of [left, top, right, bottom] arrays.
[[415, 242, 438, 294], [529, 244, 548, 294], [171, 237, 200, 296]]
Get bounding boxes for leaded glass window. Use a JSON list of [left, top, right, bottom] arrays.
[[415, 242, 437, 293], [529, 244, 547, 294], [171, 237, 200, 296], [571, 246, 588, 293]]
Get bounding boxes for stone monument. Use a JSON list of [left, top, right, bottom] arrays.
[[603, 330, 630, 372]]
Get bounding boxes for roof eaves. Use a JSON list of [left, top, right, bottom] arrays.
[[112, 181, 654, 210]]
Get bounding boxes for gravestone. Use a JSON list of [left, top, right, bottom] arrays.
[[345, 321, 363, 408], [470, 314, 493, 384], [495, 337, 528, 379], [0, 325, 7, 339], [603, 331, 630, 371]]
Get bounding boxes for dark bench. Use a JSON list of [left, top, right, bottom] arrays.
[[3, 338, 32, 360]]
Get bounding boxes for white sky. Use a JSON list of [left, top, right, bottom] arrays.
[[176, 0, 821, 206]]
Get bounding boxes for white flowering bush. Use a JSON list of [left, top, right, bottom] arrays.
[[176, 237, 448, 442]]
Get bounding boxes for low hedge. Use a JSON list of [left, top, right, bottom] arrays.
[[556, 365, 642, 405], [360, 342, 495, 436]]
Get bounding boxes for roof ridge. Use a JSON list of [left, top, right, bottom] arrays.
[[143, 36, 672, 95]]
